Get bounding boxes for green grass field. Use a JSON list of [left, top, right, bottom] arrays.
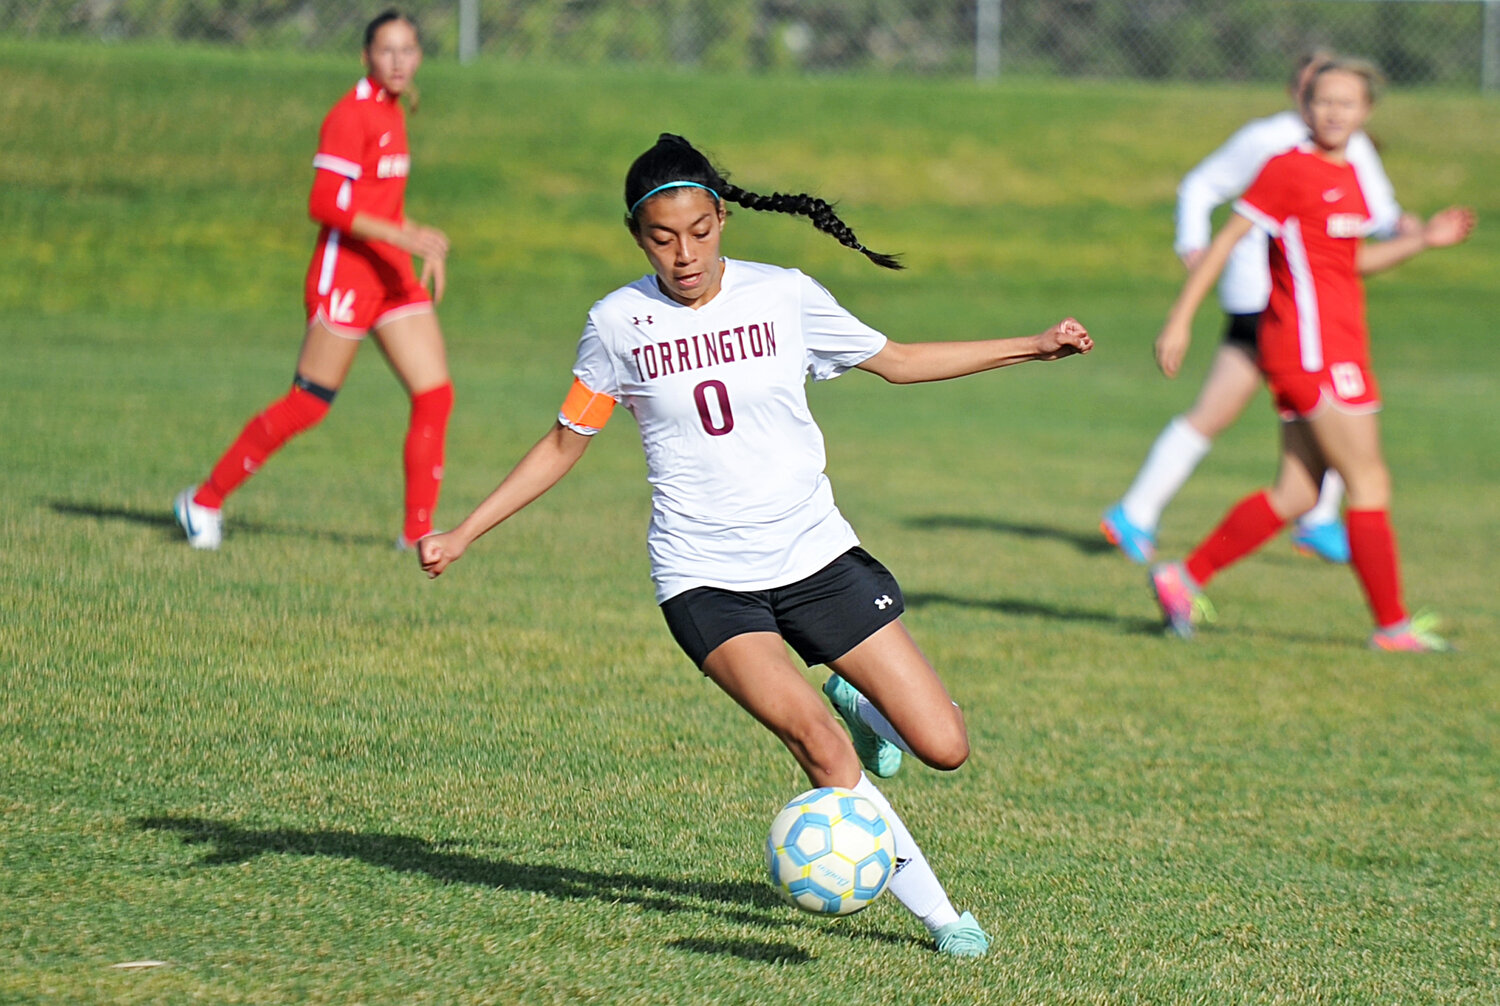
[[3, 40, 1498, 1003]]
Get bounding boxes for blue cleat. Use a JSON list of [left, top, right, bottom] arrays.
[[1292, 520, 1350, 563], [934, 911, 990, 958], [1101, 503, 1156, 564], [823, 673, 902, 779]]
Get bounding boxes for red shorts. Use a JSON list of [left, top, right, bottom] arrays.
[[1265, 360, 1382, 420], [304, 233, 432, 338]]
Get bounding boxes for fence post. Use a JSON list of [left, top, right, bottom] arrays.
[[459, 0, 478, 64], [976, 0, 1001, 79], [1485, 0, 1499, 92]]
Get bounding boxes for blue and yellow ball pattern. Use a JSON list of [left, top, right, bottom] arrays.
[[765, 787, 896, 915]]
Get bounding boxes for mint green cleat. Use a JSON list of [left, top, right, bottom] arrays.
[[822, 673, 902, 779], [934, 911, 990, 958]]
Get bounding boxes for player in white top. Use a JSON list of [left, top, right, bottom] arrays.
[[420, 134, 1092, 956], [1101, 52, 1413, 566]]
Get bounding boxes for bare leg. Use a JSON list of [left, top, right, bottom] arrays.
[[827, 621, 969, 772], [701, 632, 861, 788], [295, 319, 364, 390], [372, 309, 450, 393], [1181, 342, 1262, 439]]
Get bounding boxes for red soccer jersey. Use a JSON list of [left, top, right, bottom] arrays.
[[309, 77, 411, 273], [1234, 146, 1373, 374]]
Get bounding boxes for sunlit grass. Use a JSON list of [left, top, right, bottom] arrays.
[[2, 39, 1498, 1004]]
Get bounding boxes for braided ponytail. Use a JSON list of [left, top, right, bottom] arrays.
[[719, 183, 902, 270], [624, 134, 902, 270]]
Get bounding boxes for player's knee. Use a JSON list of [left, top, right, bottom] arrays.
[[920, 732, 970, 772], [913, 707, 970, 771], [786, 714, 860, 784]]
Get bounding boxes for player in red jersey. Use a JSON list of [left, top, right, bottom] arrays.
[[174, 9, 454, 551], [1147, 59, 1475, 651]]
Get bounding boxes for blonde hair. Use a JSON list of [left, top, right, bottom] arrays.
[[1301, 57, 1384, 108], [1288, 48, 1335, 94]]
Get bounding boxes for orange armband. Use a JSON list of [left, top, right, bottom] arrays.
[[559, 378, 616, 432]]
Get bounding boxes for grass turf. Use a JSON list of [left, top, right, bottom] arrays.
[[3, 40, 1498, 1004]]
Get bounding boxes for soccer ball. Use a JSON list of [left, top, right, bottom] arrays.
[[765, 786, 896, 915]]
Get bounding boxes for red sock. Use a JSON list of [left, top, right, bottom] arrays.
[[1185, 490, 1286, 587], [402, 382, 453, 542], [1347, 509, 1406, 629], [195, 387, 331, 509]]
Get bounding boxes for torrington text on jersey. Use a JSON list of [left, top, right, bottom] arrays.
[[629, 322, 778, 382]]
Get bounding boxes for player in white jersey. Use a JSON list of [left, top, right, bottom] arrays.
[[1101, 52, 1413, 566], [420, 134, 1093, 956]]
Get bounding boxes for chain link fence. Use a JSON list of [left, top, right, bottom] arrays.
[[6, 1, 1498, 88]]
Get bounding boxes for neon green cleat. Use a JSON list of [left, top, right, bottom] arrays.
[[822, 673, 902, 779], [934, 911, 990, 958]]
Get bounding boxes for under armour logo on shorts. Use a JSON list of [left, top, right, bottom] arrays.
[[874, 595, 893, 610]]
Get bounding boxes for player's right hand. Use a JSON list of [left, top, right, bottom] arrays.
[[1154, 320, 1192, 378], [1423, 206, 1477, 249], [418, 531, 464, 579]]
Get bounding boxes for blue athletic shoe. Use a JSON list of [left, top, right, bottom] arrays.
[[1292, 520, 1350, 564], [1101, 503, 1156, 564], [934, 911, 990, 958], [822, 673, 902, 779]]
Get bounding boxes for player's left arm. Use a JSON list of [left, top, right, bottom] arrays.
[[855, 319, 1092, 385], [1356, 207, 1476, 275]]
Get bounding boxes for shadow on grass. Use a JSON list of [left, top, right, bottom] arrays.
[[903, 513, 1115, 557], [135, 815, 920, 957], [905, 590, 1164, 636], [667, 937, 812, 964], [50, 500, 386, 547]]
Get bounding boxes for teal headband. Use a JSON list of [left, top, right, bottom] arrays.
[[629, 181, 721, 217]]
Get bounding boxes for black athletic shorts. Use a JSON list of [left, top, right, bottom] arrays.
[[660, 546, 905, 669], [1222, 312, 1261, 355]]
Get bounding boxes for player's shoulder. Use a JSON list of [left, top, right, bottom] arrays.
[[324, 78, 393, 122], [1231, 109, 1306, 147], [1261, 145, 1313, 174], [589, 275, 663, 325], [726, 259, 810, 300]]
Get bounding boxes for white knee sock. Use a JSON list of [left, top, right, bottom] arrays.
[[1119, 415, 1212, 531], [852, 774, 960, 934], [1298, 469, 1346, 529], [855, 694, 914, 755]]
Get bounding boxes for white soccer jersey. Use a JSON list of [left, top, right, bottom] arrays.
[[1174, 109, 1401, 314], [561, 259, 888, 602]]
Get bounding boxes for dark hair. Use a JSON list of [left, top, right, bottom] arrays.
[[364, 8, 417, 49], [624, 133, 902, 270]]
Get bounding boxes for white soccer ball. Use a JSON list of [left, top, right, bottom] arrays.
[[765, 786, 896, 915]]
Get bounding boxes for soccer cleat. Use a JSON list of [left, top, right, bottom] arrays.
[[1149, 561, 1214, 639], [1370, 612, 1454, 653], [822, 673, 902, 779], [1101, 503, 1156, 564], [934, 911, 990, 958], [1291, 520, 1351, 564], [173, 486, 222, 550], [395, 535, 417, 553]]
